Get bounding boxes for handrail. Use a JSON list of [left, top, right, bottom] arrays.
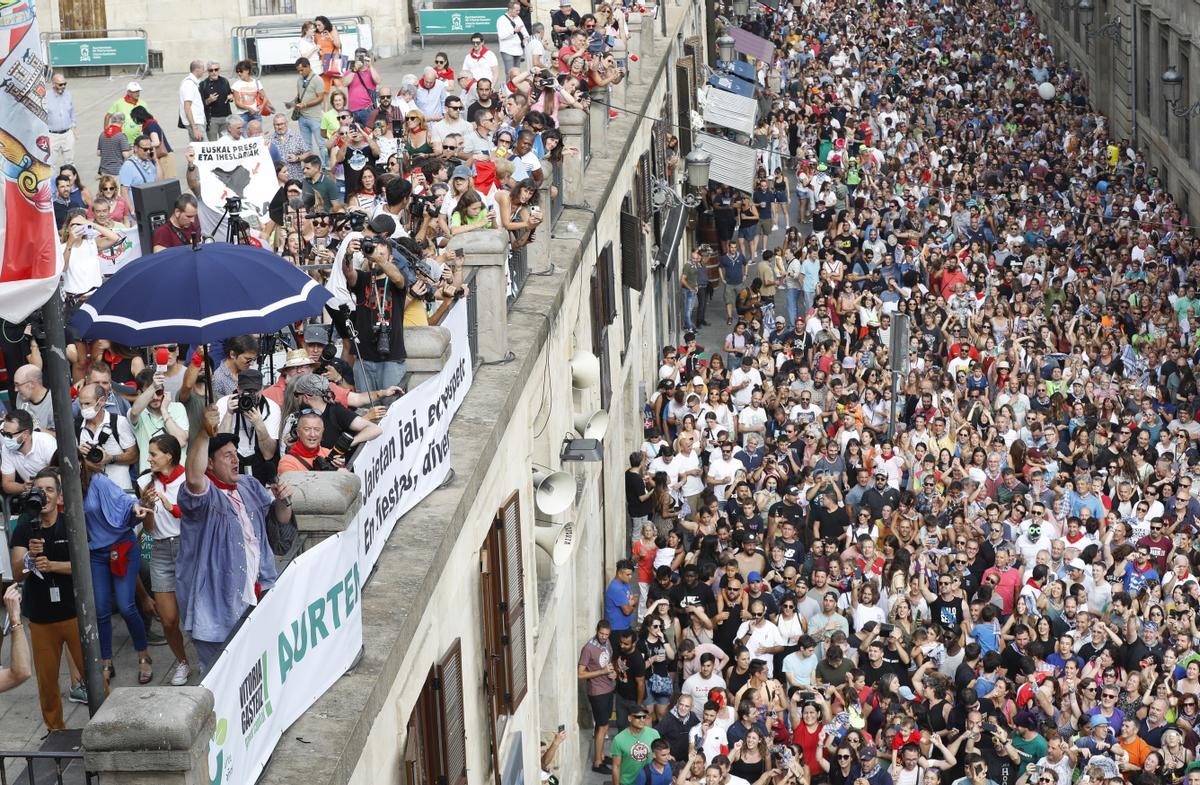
[[0, 749, 97, 785]]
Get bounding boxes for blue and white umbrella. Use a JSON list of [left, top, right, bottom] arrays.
[[71, 243, 332, 346]]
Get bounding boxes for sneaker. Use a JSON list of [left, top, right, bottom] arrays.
[[68, 683, 88, 704], [169, 660, 191, 687], [591, 763, 612, 775]]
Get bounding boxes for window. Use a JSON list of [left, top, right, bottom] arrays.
[[403, 641, 467, 785], [248, 0, 295, 15], [621, 209, 646, 293], [589, 243, 615, 409], [1182, 50, 1192, 161], [481, 493, 528, 716], [675, 59, 694, 159], [1160, 30, 1170, 129]]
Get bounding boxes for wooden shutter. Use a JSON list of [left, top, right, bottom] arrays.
[[498, 495, 528, 712], [620, 211, 646, 292], [436, 642, 468, 785], [590, 267, 605, 355], [402, 701, 429, 785], [676, 59, 694, 158], [601, 242, 617, 325]]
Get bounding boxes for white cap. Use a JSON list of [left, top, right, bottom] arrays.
[[1068, 558, 1087, 571], [126, 81, 142, 92]]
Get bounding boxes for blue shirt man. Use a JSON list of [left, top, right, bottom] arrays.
[[605, 559, 637, 631], [719, 248, 747, 287]]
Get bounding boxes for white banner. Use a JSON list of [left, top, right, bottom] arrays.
[[202, 529, 364, 785], [96, 226, 142, 275], [190, 139, 277, 224], [355, 300, 474, 574]]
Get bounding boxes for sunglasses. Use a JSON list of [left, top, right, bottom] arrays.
[[782, 604, 795, 609], [435, 59, 447, 65], [338, 114, 352, 121], [837, 754, 853, 760], [208, 67, 220, 72]]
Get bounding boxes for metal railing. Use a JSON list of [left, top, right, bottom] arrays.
[[550, 161, 564, 226], [507, 245, 529, 306], [0, 750, 97, 785], [465, 271, 479, 365], [581, 116, 592, 169], [247, 0, 296, 15]]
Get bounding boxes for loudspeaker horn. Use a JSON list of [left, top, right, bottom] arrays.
[[571, 351, 601, 389], [574, 410, 610, 440], [534, 521, 575, 566], [532, 466, 574, 516]]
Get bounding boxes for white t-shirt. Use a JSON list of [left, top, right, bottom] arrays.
[[230, 77, 263, 114], [737, 406, 767, 442], [0, 432, 57, 482], [79, 413, 138, 490], [430, 117, 471, 144], [675, 451, 704, 497], [460, 49, 500, 83], [215, 394, 282, 462], [681, 672, 727, 718], [729, 367, 762, 408], [138, 468, 185, 539], [734, 619, 786, 676], [706, 455, 744, 501], [60, 238, 104, 296], [690, 720, 730, 763]]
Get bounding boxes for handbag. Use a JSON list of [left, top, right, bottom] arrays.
[[322, 53, 349, 78], [354, 69, 378, 103], [291, 78, 305, 121], [109, 539, 134, 577]]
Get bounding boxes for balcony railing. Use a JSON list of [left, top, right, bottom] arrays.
[[0, 748, 97, 785], [507, 245, 529, 306]]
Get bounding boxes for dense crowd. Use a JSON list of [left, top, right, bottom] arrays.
[[584, 0, 1200, 782]]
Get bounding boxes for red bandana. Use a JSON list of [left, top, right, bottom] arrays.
[[156, 465, 185, 518], [103, 124, 123, 139], [468, 45, 491, 60], [206, 472, 239, 491], [289, 441, 321, 460]]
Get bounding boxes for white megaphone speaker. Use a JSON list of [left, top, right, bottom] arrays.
[[532, 466, 574, 516], [571, 350, 601, 390], [534, 521, 575, 566], [574, 410, 610, 440]]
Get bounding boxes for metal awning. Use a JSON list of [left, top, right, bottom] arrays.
[[654, 203, 687, 270], [702, 84, 757, 135], [714, 59, 757, 83], [706, 73, 755, 99], [727, 27, 776, 62], [696, 132, 757, 193]]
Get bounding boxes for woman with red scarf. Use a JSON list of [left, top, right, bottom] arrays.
[[138, 434, 193, 686]]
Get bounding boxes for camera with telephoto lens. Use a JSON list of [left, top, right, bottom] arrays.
[[314, 342, 338, 375], [535, 70, 557, 89], [15, 486, 46, 516], [373, 320, 391, 355], [238, 390, 258, 414], [410, 193, 439, 218]]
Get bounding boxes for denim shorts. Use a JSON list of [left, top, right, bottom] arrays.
[[150, 535, 181, 593]]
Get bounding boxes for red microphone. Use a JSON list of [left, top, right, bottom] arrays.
[[155, 348, 170, 392]]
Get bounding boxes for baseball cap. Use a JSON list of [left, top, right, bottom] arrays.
[[451, 164, 474, 181], [748, 571, 763, 583], [304, 324, 331, 345], [1068, 558, 1087, 572], [861, 744, 878, 760], [237, 368, 263, 391], [126, 81, 142, 92], [786, 485, 800, 496], [1090, 714, 1110, 728]]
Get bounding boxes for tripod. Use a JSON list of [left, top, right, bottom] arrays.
[[210, 202, 253, 245]]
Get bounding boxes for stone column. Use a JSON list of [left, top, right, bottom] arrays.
[[278, 470, 362, 544], [447, 229, 510, 362], [404, 325, 452, 386], [558, 108, 586, 204], [528, 160, 553, 272], [589, 86, 609, 157], [611, 37, 629, 105], [83, 687, 214, 785], [626, 14, 644, 84]]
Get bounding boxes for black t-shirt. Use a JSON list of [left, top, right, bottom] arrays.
[[198, 76, 233, 119], [10, 515, 77, 624], [615, 647, 646, 701], [813, 505, 850, 541], [319, 402, 359, 448], [930, 596, 965, 629], [339, 143, 379, 198], [773, 532, 806, 567], [626, 470, 651, 517], [669, 581, 716, 618], [350, 272, 408, 363]]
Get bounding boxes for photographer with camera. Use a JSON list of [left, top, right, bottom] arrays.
[[281, 369, 381, 452], [346, 48, 381, 127], [9, 469, 83, 725], [150, 194, 201, 252], [215, 369, 281, 485], [77, 383, 139, 491], [278, 409, 350, 473], [130, 367, 190, 472], [264, 345, 400, 412], [342, 229, 429, 390], [1, 410, 57, 496]]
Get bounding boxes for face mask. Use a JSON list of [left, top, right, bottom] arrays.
[[1, 436, 18, 452], [80, 406, 98, 421]]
